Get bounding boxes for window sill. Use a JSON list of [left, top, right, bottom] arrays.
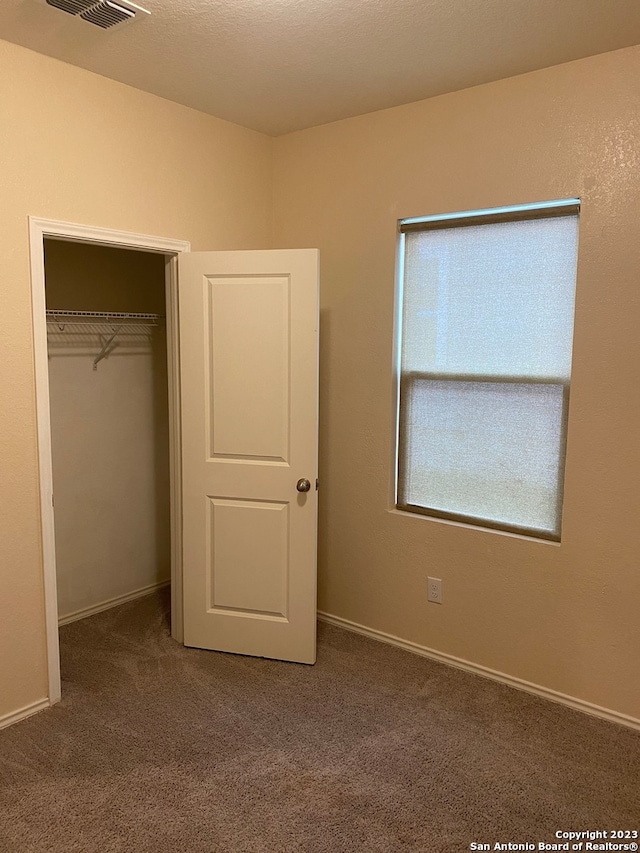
[[388, 507, 562, 546]]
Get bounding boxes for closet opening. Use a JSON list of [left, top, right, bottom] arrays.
[[45, 239, 171, 639], [30, 218, 190, 706]]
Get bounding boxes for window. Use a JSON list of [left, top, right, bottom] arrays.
[[395, 199, 580, 541]]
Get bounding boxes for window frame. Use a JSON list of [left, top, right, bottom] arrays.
[[393, 199, 580, 542]]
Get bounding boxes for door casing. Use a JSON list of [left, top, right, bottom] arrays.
[[29, 217, 190, 706]]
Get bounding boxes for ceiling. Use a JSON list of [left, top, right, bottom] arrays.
[[2, 0, 640, 136]]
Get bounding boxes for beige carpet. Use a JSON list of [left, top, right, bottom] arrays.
[[0, 590, 638, 852]]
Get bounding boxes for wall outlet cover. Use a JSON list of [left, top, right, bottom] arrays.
[[427, 577, 443, 604]]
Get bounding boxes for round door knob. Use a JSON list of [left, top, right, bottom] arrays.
[[296, 478, 311, 492]]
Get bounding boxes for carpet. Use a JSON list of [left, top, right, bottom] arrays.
[[0, 590, 638, 852]]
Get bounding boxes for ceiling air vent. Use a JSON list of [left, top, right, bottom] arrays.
[[43, 0, 150, 29], [46, 0, 96, 12], [81, 2, 134, 28]]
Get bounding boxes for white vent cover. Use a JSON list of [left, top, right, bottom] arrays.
[[42, 0, 150, 29]]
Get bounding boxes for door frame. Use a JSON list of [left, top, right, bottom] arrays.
[[29, 217, 190, 706]]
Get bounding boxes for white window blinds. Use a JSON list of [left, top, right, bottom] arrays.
[[397, 201, 579, 540]]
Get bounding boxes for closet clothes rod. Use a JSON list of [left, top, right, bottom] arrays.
[[46, 310, 165, 370]]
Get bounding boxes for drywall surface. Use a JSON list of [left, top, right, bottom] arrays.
[[0, 39, 271, 723], [45, 241, 170, 621], [273, 46, 640, 720]]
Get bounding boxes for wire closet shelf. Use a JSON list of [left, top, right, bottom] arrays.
[[46, 309, 166, 370]]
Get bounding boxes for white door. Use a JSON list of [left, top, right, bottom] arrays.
[[178, 250, 319, 664]]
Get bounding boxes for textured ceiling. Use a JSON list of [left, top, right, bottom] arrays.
[[2, 0, 640, 136]]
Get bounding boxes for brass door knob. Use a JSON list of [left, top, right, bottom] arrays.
[[296, 478, 311, 492]]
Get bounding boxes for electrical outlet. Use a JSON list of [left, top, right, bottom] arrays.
[[427, 577, 443, 604]]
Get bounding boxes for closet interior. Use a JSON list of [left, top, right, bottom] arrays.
[[44, 238, 171, 628]]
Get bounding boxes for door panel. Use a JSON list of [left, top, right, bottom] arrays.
[[179, 250, 319, 664], [207, 275, 290, 460], [208, 498, 289, 617]]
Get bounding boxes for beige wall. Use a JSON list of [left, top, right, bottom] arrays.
[[273, 46, 640, 720], [3, 34, 639, 727], [44, 240, 167, 314], [0, 39, 272, 722], [45, 241, 170, 621]]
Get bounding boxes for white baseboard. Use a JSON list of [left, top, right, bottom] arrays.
[[317, 611, 640, 732], [0, 698, 50, 731], [58, 580, 170, 627]]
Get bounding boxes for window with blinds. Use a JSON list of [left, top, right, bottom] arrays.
[[395, 199, 580, 540]]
